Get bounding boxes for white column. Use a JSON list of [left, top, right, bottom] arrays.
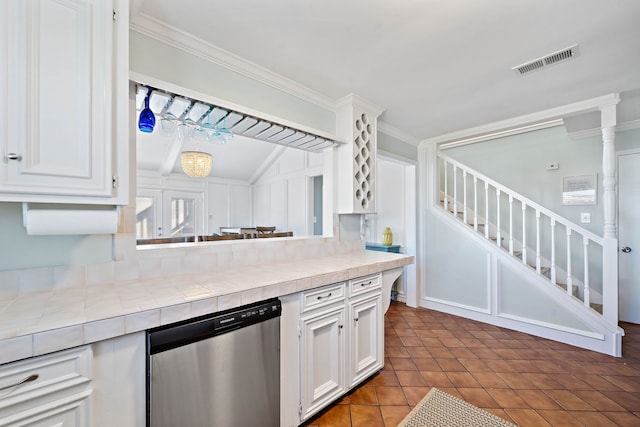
[[602, 126, 616, 239], [600, 102, 618, 326]]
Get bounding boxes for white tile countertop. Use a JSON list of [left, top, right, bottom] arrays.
[[0, 250, 413, 365]]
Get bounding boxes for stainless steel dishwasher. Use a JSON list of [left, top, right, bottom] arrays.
[[146, 298, 281, 427]]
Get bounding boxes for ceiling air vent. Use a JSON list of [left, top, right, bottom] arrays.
[[513, 44, 579, 75]]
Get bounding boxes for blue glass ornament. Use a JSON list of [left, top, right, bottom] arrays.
[[138, 89, 156, 133]]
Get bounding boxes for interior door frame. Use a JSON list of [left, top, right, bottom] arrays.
[[162, 189, 206, 238], [616, 148, 640, 322]]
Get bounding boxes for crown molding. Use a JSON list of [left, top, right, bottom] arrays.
[[421, 93, 621, 147], [567, 118, 640, 139], [439, 119, 564, 150], [377, 122, 419, 146], [129, 12, 337, 112], [334, 93, 385, 117], [615, 118, 640, 133]]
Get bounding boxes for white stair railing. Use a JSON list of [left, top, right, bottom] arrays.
[[438, 152, 606, 316]]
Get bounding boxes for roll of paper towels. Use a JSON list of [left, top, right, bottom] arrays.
[[23, 206, 119, 235]]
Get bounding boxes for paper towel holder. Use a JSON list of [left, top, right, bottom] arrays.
[[22, 203, 121, 236]]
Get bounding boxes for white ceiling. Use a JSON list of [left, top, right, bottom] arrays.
[[131, 0, 640, 143]]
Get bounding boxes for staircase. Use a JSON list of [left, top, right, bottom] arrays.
[[433, 152, 622, 355]]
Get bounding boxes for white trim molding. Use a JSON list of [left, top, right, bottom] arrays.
[[497, 312, 605, 341], [423, 296, 491, 315], [422, 93, 621, 147], [568, 118, 640, 139]]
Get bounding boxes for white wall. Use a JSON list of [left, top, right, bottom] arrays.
[[378, 131, 418, 162], [207, 183, 231, 232], [129, 31, 336, 136], [367, 159, 406, 246], [207, 183, 253, 233], [252, 148, 323, 236], [0, 203, 112, 271]]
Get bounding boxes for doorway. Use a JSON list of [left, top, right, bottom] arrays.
[[312, 176, 323, 236], [135, 189, 205, 240], [368, 155, 417, 307], [618, 150, 640, 323]]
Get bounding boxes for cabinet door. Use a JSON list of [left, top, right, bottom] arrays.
[[0, 346, 91, 426], [349, 293, 383, 387], [1, 0, 114, 198], [300, 307, 345, 420], [1, 397, 89, 426]]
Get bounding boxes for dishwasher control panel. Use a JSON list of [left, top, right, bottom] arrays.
[[148, 298, 281, 355], [214, 300, 281, 332]]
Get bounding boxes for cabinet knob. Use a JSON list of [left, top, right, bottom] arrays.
[[5, 153, 22, 161]]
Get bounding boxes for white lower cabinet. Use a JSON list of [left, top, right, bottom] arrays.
[[349, 292, 383, 388], [0, 332, 146, 427], [90, 332, 146, 427], [0, 346, 92, 427], [2, 401, 88, 427], [281, 274, 383, 426], [300, 306, 346, 420]]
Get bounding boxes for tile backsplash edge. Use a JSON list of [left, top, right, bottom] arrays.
[[0, 234, 366, 299]]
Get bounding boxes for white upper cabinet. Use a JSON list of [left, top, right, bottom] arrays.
[[336, 95, 384, 214], [0, 0, 128, 204]]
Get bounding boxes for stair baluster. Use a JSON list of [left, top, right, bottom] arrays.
[[443, 161, 448, 212], [508, 195, 514, 255], [583, 236, 590, 307], [566, 228, 573, 295], [522, 203, 527, 265], [453, 164, 458, 218], [484, 182, 489, 239], [496, 189, 501, 247], [551, 219, 557, 285], [535, 210, 541, 273], [473, 176, 478, 231], [463, 170, 468, 225]]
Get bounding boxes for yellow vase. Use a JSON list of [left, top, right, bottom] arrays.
[[382, 227, 393, 246]]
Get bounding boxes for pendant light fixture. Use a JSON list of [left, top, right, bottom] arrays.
[[180, 151, 213, 178], [138, 88, 156, 133]]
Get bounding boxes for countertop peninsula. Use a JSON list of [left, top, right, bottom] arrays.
[[0, 250, 413, 364]]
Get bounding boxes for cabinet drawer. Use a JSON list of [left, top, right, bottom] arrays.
[[301, 283, 346, 313], [0, 346, 91, 413], [349, 274, 381, 298]]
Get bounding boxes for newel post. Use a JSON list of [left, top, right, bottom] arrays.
[[600, 101, 619, 326]]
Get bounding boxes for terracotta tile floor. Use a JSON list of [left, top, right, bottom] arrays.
[[302, 302, 640, 427]]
